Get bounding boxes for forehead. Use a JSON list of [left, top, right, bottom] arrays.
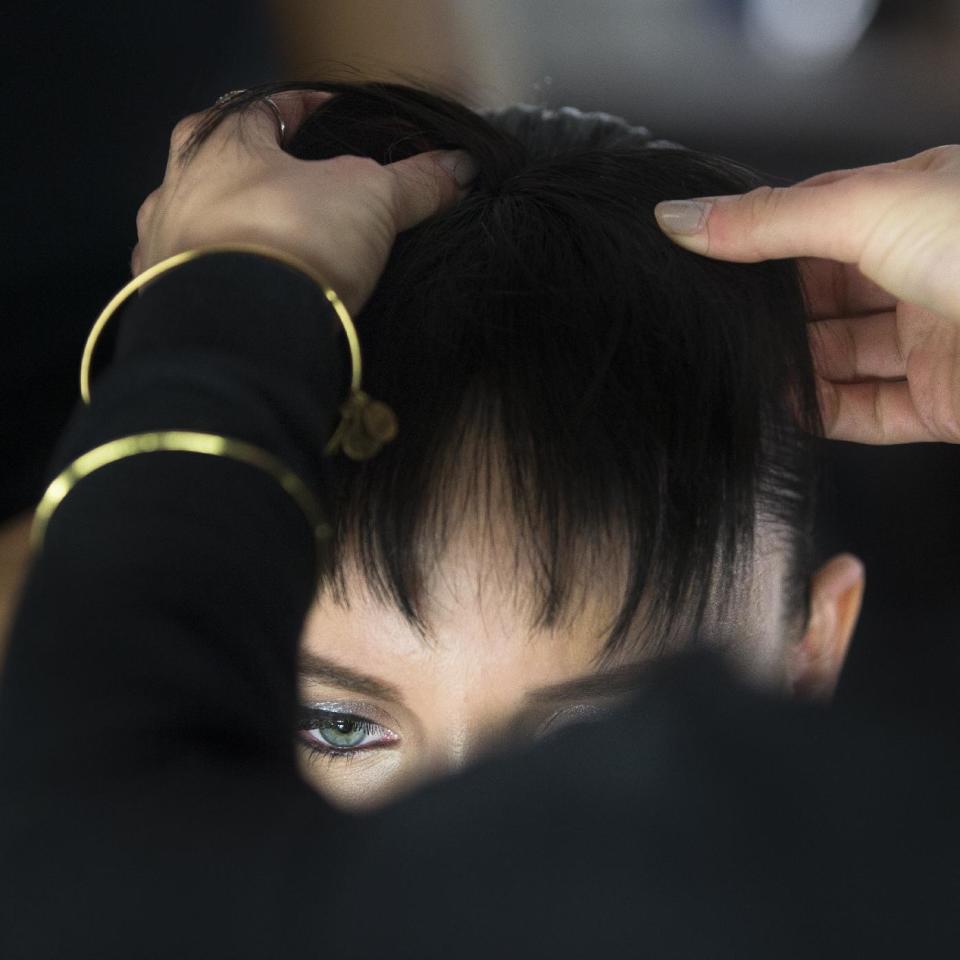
[[306, 503, 790, 685], [312, 507, 624, 666]]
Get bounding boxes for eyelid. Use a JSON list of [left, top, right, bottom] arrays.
[[538, 702, 609, 737], [301, 699, 399, 732], [297, 705, 401, 756]]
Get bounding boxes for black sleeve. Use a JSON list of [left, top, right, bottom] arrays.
[[1, 252, 958, 960], [0, 252, 359, 957]]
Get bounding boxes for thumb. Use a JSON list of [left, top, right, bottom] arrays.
[[654, 174, 960, 325], [384, 149, 478, 233], [652, 183, 870, 265]]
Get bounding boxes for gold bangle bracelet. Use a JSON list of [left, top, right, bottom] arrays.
[[79, 243, 397, 461], [30, 431, 333, 574]]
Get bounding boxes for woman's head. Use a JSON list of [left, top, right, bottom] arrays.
[[191, 79, 866, 810]]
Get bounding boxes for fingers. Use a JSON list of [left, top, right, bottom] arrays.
[[136, 187, 161, 237], [805, 310, 927, 443], [818, 378, 942, 444], [382, 149, 478, 233], [791, 159, 902, 190], [245, 89, 336, 150], [808, 311, 906, 381], [653, 146, 960, 321], [652, 148, 957, 260], [653, 178, 880, 265], [169, 89, 336, 166], [797, 258, 898, 321]]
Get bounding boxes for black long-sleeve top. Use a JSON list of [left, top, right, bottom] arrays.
[[1, 251, 958, 959]]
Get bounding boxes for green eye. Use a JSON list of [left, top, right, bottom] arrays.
[[298, 706, 399, 759], [318, 715, 371, 749]]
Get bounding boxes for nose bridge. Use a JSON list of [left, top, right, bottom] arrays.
[[418, 688, 516, 779], [422, 723, 476, 776], [414, 640, 531, 779]]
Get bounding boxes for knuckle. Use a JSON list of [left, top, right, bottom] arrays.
[[926, 405, 960, 444], [850, 167, 896, 194], [330, 153, 382, 177], [723, 184, 784, 258], [136, 190, 159, 232], [814, 376, 837, 434], [871, 383, 887, 444], [750, 183, 781, 206], [842, 322, 860, 378], [328, 155, 394, 204], [936, 389, 960, 443], [943, 416, 960, 444], [740, 185, 777, 225], [170, 113, 204, 151], [328, 154, 390, 193], [170, 116, 194, 143], [917, 143, 960, 171]]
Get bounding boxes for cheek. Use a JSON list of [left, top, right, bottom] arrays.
[[296, 745, 408, 812]]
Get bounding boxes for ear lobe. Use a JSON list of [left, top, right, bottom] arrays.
[[788, 553, 865, 701]]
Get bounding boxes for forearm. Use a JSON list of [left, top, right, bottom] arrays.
[[0, 251, 366, 958], [0, 251, 349, 789]]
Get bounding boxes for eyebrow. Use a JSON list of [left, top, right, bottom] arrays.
[[522, 661, 650, 704], [297, 652, 406, 703], [297, 652, 649, 706]]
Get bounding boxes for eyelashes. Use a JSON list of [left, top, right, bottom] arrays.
[[297, 706, 399, 763], [537, 702, 608, 737]]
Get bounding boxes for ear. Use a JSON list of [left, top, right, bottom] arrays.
[[787, 553, 865, 701]]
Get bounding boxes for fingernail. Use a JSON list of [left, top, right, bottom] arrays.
[[654, 199, 712, 235], [437, 150, 478, 188]]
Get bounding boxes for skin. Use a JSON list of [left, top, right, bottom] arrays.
[[27, 105, 960, 817], [124, 131, 960, 814], [294, 492, 865, 812], [0, 491, 863, 815], [0, 458, 864, 814], [654, 145, 960, 445], [268, 47, 952, 815]]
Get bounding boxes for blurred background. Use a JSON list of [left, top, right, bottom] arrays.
[[3, 0, 958, 725]]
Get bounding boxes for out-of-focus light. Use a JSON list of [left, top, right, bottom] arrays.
[[742, 0, 881, 74]]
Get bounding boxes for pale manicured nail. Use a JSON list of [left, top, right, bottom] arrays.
[[437, 150, 478, 188], [654, 199, 713, 235]]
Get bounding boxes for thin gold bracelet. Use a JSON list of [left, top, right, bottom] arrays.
[[79, 243, 398, 460], [29, 431, 334, 575]]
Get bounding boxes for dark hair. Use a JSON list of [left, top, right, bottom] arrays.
[[181, 77, 825, 666]]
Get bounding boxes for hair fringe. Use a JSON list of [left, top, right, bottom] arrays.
[[183, 77, 826, 663]]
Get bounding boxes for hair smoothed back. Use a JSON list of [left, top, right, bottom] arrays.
[[183, 78, 825, 665]]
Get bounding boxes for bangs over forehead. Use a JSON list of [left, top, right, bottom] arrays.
[[321, 401, 642, 661], [188, 83, 826, 663], [319, 402, 795, 671], [314, 179, 820, 664]]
